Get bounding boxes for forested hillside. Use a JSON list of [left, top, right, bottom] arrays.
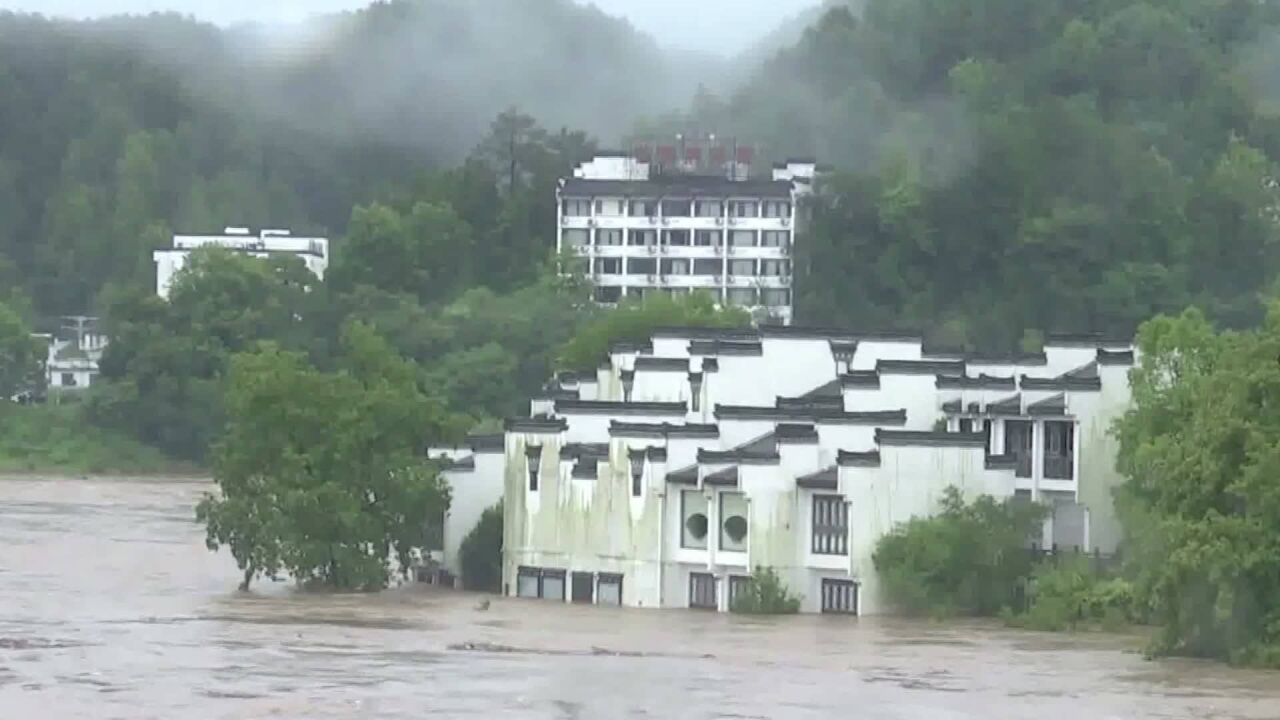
[[0, 1, 721, 316], [682, 0, 1280, 347]]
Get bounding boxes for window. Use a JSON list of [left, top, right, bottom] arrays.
[[595, 198, 624, 216], [728, 575, 751, 609], [594, 286, 622, 303], [542, 570, 566, 601], [959, 418, 973, 433], [730, 230, 756, 248], [516, 567, 566, 601], [628, 258, 657, 275], [597, 573, 623, 605], [681, 490, 709, 549], [719, 492, 749, 553], [694, 230, 722, 247], [729, 259, 756, 277], [629, 450, 645, 498], [763, 200, 791, 218], [1044, 421, 1075, 480], [664, 229, 691, 246], [527, 446, 542, 491], [60, 373, 76, 387], [571, 572, 594, 603], [562, 229, 589, 248], [593, 258, 622, 275], [563, 199, 591, 217], [596, 228, 623, 246], [661, 199, 692, 217], [762, 289, 791, 307], [629, 229, 658, 246], [692, 259, 722, 276], [661, 259, 691, 275], [689, 572, 717, 609], [694, 200, 723, 217], [727, 288, 757, 307], [813, 495, 849, 556], [760, 259, 790, 277], [1005, 420, 1033, 478], [630, 199, 656, 217], [517, 567, 540, 598], [821, 579, 858, 615], [730, 200, 759, 218], [761, 231, 790, 248]]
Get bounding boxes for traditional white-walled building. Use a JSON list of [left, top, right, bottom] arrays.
[[36, 316, 108, 393], [431, 326, 1136, 616], [558, 149, 822, 325], [153, 227, 329, 299]]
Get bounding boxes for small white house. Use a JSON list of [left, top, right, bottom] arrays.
[[431, 326, 1137, 616], [37, 317, 108, 393], [154, 227, 330, 299]]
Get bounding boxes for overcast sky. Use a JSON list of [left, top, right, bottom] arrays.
[[4, 0, 822, 53]]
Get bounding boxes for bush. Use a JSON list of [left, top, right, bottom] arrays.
[[459, 501, 503, 592], [1012, 558, 1137, 632], [730, 566, 801, 615], [873, 486, 1046, 617]]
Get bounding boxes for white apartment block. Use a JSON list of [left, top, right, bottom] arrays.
[[431, 326, 1136, 616], [153, 227, 329, 299], [557, 152, 822, 325]]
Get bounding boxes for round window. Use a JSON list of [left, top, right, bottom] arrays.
[[686, 513, 708, 539], [724, 515, 748, 543]]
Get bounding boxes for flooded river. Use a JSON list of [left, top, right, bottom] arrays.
[[2, 476, 1279, 719]]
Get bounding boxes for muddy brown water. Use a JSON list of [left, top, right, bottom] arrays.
[[2, 477, 1279, 719]]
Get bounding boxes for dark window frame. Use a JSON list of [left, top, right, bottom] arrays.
[[820, 578, 858, 615], [812, 495, 849, 556], [689, 572, 717, 610]]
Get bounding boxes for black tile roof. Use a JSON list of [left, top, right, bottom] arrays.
[[942, 398, 962, 414], [1019, 375, 1102, 392], [634, 356, 691, 372], [797, 466, 838, 489], [841, 371, 881, 389], [877, 359, 967, 376], [1027, 393, 1067, 416], [875, 429, 988, 448], [704, 466, 740, 486], [689, 339, 764, 356], [776, 395, 844, 411], [837, 450, 882, 467], [556, 399, 687, 416], [436, 455, 475, 471], [713, 405, 907, 425], [651, 326, 758, 340], [562, 176, 794, 199], [935, 374, 1017, 390], [666, 464, 699, 484], [561, 443, 609, 460], [775, 423, 820, 443], [609, 421, 720, 438], [987, 394, 1022, 414], [1097, 348, 1135, 366], [698, 448, 780, 465], [505, 418, 568, 433]]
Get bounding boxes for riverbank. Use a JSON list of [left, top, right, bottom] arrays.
[[0, 402, 200, 476]]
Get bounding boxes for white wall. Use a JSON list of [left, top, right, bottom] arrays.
[[440, 452, 505, 580]]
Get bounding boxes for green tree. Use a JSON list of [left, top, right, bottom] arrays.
[[197, 321, 451, 591], [873, 487, 1047, 617], [0, 299, 41, 399], [1113, 304, 1280, 666], [459, 501, 503, 592], [557, 291, 751, 371], [729, 566, 802, 615]]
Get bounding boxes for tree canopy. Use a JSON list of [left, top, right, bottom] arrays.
[[1114, 305, 1280, 666], [196, 321, 451, 591]]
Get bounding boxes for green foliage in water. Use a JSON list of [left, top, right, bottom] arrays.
[[459, 501, 504, 593], [1112, 304, 1280, 667], [729, 566, 802, 615], [0, 400, 190, 475], [196, 322, 452, 592], [873, 487, 1046, 618], [1008, 557, 1138, 633]]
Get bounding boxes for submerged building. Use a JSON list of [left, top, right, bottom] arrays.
[[153, 227, 330, 299], [432, 327, 1136, 616], [557, 141, 821, 325]]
